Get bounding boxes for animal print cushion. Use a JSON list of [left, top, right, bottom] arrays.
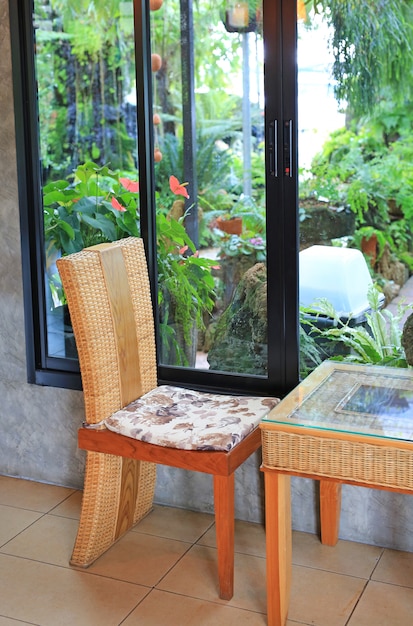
[[104, 385, 279, 451]]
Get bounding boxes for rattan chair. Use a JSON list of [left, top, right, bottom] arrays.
[[57, 237, 278, 600]]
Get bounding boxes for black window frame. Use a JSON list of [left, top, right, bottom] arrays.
[[10, 0, 82, 389], [9, 0, 300, 397]]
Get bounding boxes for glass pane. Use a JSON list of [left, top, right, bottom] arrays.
[[33, 0, 139, 360], [298, 6, 351, 377], [298, 2, 413, 378], [150, 0, 267, 374]]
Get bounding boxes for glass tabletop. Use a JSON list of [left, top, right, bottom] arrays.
[[262, 362, 413, 442]]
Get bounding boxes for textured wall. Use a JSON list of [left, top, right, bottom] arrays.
[[2, 0, 413, 552], [0, 0, 85, 488]]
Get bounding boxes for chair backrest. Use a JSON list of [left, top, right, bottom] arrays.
[[57, 237, 157, 424]]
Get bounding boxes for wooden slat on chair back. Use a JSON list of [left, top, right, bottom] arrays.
[[57, 237, 157, 424]]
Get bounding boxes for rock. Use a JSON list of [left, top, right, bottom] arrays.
[[299, 200, 355, 248], [167, 199, 185, 220], [402, 313, 413, 366], [382, 280, 400, 305], [217, 255, 258, 310], [377, 243, 409, 287], [207, 263, 267, 374]]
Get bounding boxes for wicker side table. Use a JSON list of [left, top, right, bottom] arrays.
[[260, 361, 413, 626]]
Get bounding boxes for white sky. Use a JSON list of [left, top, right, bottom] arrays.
[[297, 20, 346, 169]]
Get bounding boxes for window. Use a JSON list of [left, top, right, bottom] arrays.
[[10, 0, 300, 397]]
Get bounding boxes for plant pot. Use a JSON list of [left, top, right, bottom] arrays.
[[216, 215, 243, 235], [361, 233, 377, 267]]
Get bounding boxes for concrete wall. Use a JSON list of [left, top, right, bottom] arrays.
[[2, 0, 413, 552], [0, 0, 85, 488]]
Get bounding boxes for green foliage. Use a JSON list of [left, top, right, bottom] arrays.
[[44, 161, 217, 366], [35, 0, 137, 178], [309, 0, 413, 115], [157, 213, 218, 364], [43, 162, 139, 255], [306, 126, 391, 228], [154, 131, 235, 209], [304, 285, 413, 368], [50, 0, 128, 61], [151, 0, 245, 113], [299, 317, 322, 378], [215, 233, 266, 261], [302, 100, 413, 268]]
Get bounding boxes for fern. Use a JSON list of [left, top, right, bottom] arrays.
[[303, 284, 413, 368]]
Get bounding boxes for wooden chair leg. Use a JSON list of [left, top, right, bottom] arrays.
[[70, 451, 156, 567], [320, 481, 342, 546], [264, 471, 291, 626], [213, 473, 235, 600]]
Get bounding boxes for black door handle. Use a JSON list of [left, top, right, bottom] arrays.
[[269, 120, 278, 177], [283, 119, 293, 177]]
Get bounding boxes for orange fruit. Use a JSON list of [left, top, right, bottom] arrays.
[[150, 0, 163, 10], [151, 53, 162, 72], [154, 149, 163, 162], [153, 113, 161, 125]]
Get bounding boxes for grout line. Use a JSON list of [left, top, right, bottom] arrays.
[[369, 546, 385, 579], [0, 510, 49, 551], [344, 579, 369, 626]]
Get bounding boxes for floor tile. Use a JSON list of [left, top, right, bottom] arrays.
[[158, 544, 267, 612], [0, 514, 77, 567], [88, 531, 192, 586], [347, 580, 413, 625], [288, 564, 366, 626], [0, 553, 148, 626], [292, 530, 383, 578], [134, 504, 214, 543], [0, 476, 75, 512], [0, 505, 42, 547], [49, 490, 82, 520], [372, 548, 413, 588], [123, 588, 267, 625], [3, 477, 413, 626], [200, 519, 266, 558]]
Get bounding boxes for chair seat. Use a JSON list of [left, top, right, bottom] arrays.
[[103, 385, 279, 451]]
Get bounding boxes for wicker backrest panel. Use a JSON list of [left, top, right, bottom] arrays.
[[57, 237, 157, 424]]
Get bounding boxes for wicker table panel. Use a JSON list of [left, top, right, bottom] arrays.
[[261, 429, 413, 491]]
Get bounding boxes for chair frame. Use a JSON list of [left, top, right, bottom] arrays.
[[57, 237, 264, 600], [78, 421, 261, 600]]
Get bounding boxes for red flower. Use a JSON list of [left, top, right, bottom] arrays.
[[119, 177, 139, 193], [169, 175, 189, 199], [111, 197, 126, 212]]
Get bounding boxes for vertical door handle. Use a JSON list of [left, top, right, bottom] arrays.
[[283, 119, 293, 177], [269, 120, 278, 177]]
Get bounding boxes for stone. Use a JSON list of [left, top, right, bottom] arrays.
[[377, 243, 409, 287], [402, 313, 413, 366], [217, 254, 258, 310], [299, 200, 355, 248], [207, 263, 267, 374]]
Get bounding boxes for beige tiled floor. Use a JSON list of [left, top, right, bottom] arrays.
[[1, 477, 413, 625]]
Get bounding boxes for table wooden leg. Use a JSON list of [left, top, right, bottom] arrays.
[[264, 471, 292, 626], [320, 480, 342, 546]]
